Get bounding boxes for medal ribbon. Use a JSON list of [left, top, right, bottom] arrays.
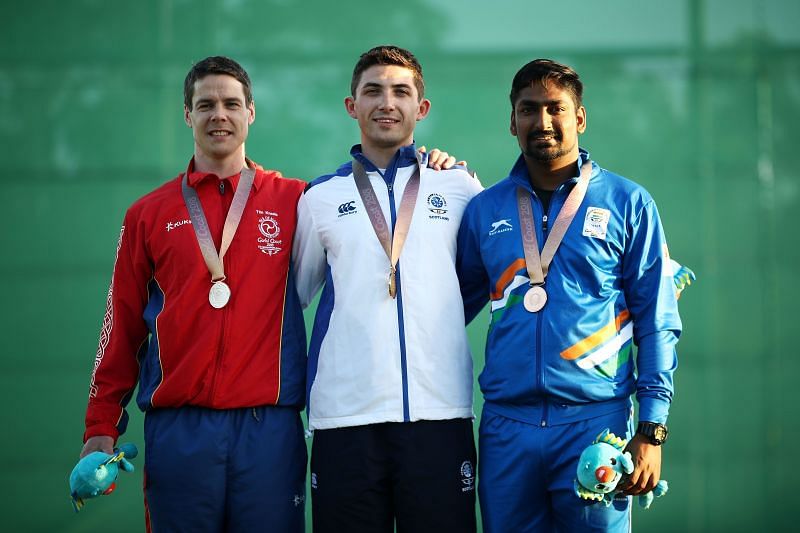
[[516, 161, 592, 286], [181, 159, 256, 283], [352, 157, 421, 297]]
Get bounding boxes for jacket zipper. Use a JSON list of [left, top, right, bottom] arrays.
[[534, 192, 549, 427], [387, 173, 411, 422], [209, 179, 232, 403]]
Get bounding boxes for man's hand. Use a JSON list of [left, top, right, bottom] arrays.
[[80, 435, 115, 458], [418, 146, 466, 171], [618, 433, 661, 495]]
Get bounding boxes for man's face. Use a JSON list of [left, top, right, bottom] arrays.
[[184, 74, 255, 162], [345, 65, 430, 152], [510, 81, 586, 165]]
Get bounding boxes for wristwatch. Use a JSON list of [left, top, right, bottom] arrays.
[[636, 422, 669, 445]]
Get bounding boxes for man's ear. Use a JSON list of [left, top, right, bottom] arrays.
[[510, 109, 517, 137], [184, 106, 192, 128], [344, 96, 357, 119], [248, 101, 256, 125], [415, 98, 431, 122], [576, 105, 587, 134]]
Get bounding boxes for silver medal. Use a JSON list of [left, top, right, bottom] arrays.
[[523, 285, 547, 313], [209, 281, 231, 309]]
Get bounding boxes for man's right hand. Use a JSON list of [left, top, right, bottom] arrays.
[[80, 435, 115, 458]]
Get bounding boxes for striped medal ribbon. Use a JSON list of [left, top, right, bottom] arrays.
[[516, 160, 592, 312], [181, 159, 256, 308], [352, 157, 421, 299]]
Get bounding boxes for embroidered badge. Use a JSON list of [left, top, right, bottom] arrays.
[[460, 460, 475, 492], [489, 219, 513, 236], [582, 207, 611, 240], [256, 209, 283, 255]]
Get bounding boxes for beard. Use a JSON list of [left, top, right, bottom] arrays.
[[522, 131, 574, 161]]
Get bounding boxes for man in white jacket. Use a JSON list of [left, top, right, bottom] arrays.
[[292, 45, 483, 533]]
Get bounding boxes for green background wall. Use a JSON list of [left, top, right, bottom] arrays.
[[2, 0, 798, 531]]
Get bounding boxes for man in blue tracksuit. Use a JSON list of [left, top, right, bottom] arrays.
[[456, 59, 680, 532]]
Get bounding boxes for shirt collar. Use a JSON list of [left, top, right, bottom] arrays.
[[185, 157, 265, 191]]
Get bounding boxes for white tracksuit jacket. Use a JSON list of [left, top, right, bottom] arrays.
[[292, 144, 483, 430]]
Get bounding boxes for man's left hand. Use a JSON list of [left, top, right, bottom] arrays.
[[419, 146, 465, 171], [618, 433, 661, 495]]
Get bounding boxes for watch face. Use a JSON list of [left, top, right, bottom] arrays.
[[654, 426, 667, 443]]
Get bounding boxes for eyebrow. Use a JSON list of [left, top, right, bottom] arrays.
[[517, 98, 567, 107], [361, 81, 413, 91], [194, 96, 244, 106]]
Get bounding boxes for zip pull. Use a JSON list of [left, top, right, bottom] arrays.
[[219, 181, 225, 195], [542, 214, 549, 233]]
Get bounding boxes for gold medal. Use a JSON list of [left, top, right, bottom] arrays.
[[209, 281, 231, 309], [523, 285, 547, 313], [388, 267, 397, 298]]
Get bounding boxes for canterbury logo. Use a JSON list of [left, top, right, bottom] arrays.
[[338, 201, 356, 215]]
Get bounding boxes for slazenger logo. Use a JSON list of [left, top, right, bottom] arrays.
[[256, 209, 283, 255], [338, 200, 357, 218], [460, 460, 475, 492], [489, 219, 513, 236], [165, 219, 191, 232]]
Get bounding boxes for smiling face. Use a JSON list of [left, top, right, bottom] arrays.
[[510, 81, 586, 168], [345, 64, 430, 157], [184, 74, 255, 166]]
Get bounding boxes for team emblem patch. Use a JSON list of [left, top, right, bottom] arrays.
[[460, 460, 475, 492], [256, 209, 283, 255], [582, 207, 611, 240], [427, 193, 448, 214]]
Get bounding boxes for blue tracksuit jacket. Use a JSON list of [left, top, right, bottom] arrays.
[[456, 149, 680, 426]]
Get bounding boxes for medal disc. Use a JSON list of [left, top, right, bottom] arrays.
[[523, 285, 547, 313], [209, 281, 231, 309], [388, 268, 397, 298]]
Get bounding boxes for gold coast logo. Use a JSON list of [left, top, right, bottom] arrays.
[[256, 209, 282, 255]]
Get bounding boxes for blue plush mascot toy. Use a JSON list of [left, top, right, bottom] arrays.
[[69, 443, 138, 512], [574, 429, 668, 509]]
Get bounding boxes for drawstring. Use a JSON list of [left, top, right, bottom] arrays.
[[251, 407, 261, 422]]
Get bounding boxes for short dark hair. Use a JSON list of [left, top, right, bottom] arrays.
[[350, 45, 425, 99], [510, 59, 583, 109], [184, 56, 253, 110]]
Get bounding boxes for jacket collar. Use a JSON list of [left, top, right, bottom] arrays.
[[508, 148, 592, 192], [350, 143, 423, 178], [185, 157, 265, 191]]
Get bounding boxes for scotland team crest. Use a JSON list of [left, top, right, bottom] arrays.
[[427, 193, 448, 214]]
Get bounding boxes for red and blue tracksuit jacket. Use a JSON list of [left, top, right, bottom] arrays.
[[84, 161, 307, 441]]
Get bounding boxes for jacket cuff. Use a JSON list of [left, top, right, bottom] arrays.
[[83, 423, 120, 443], [638, 398, 669, 425]]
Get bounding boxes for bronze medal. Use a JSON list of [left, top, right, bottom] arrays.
[[523, 285, 547, 313], [388, 267, 397, 298]]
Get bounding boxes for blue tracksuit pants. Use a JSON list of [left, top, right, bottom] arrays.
[[143, 405, 307, 532], [479, 406, 633, 533]]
